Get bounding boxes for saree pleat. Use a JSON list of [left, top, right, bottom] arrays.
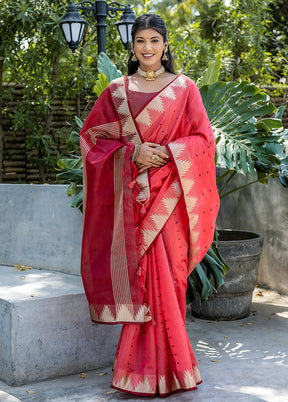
[[112, 198, 201, 395], [111, 162, 201, 395]]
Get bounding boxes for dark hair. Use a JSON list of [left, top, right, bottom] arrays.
[[128, 14, 175, 75]]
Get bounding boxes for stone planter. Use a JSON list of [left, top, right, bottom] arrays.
[[191, 229, 264, 321]]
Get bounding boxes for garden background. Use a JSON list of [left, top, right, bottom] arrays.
[[0, 0, 287, 183]]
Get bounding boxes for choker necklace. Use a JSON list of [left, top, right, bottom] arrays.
[[137, 66, 165, 81]]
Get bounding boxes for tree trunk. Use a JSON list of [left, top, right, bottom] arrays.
[[39, 56, 59, 183]]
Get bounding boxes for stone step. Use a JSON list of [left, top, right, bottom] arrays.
[[0, 391, 21, 402], [0, 265, 121, 386]]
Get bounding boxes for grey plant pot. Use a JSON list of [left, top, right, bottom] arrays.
[[191, 230, 264, 321]]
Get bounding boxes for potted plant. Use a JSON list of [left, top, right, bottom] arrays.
[[56, 53, 288, 320], [188, 65, 288, 320]]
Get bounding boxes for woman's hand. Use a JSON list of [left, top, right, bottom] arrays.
[[136, 142, 170, 173], [155, 145, 170, 159]]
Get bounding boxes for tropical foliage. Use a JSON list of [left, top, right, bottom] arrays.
[[188, 62, 288, 302], [56, 53, 122, 210], [155, 0, 288, 87], [1, 0, 288, 182], [1, 0, 72, 181]]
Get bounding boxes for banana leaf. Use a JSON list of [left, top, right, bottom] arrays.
[[75, 115, 83, 129], [93, 53, 123, 96], [57, 157, 82, 170], [56, 169, 83, 183], [93, 72, 109, 97], [69, 190, 83, 211], [97, 52, 123, 82], [197, 54, 221, 88], [69, 131, 80, 147]]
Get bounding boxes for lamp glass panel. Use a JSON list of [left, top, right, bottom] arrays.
[[127, 24, 133, 43], [62, 23, 71, 43], [71, 22, 82, 42], [117, 24, 128, 44], [79, 24, 85, 43]]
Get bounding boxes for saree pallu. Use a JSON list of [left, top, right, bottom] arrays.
[[80, 75, 219, 395]]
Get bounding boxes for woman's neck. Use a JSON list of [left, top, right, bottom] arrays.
[[127, 73, 177, 93]]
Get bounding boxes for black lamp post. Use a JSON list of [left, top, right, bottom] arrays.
[[60, 1, 136, 54]]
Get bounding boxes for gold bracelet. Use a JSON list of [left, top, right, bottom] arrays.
[[132, 144, 140, 162]]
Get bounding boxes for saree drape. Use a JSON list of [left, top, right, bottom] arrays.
[[80, 74, 219, 395]]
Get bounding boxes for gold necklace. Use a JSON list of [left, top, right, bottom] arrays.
[[137, 66, 165, 81]]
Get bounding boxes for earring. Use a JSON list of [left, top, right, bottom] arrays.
[[131, 49, 137, 62], [162, 48, 168, 61]]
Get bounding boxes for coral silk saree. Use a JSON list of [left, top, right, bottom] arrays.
[[80, 75, 219, 395]]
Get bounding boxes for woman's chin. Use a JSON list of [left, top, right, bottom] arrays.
[[139, 60, 162, 71]]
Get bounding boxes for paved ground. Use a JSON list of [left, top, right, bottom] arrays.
[[1, 288, 288, 402]]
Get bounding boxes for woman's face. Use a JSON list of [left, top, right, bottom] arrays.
[[132, 28, 168, 71]]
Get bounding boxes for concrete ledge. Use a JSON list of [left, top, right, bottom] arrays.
[[0, 184, 82, 275], [0, 265, 121, 386], [0, 391, 21, 402]]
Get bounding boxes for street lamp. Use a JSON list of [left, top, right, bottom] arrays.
[[60, 1, 136, 54]]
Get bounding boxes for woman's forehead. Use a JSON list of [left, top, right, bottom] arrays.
[[135, 28, 163, 39]]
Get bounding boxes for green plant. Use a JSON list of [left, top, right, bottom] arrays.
[[56, 53, 122, 209], [187, 58, 288, 302], [56, 114, 84, 210]]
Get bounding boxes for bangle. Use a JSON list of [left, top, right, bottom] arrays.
[[132, 144, 140, 162]]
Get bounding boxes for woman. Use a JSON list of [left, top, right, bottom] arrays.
[[80, 14, 219, 396]]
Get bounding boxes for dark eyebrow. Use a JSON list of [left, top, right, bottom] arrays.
[[135, 35, 161, 39]]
